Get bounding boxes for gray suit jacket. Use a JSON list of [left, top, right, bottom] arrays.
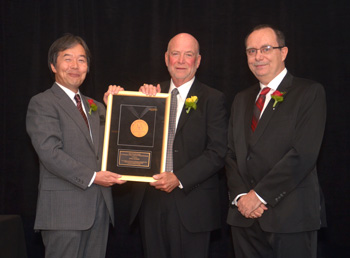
[[26, 83, 114, 230], [226, 72, 327, 233]]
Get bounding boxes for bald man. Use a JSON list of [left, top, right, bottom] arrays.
[[130, 33, 228, 258]]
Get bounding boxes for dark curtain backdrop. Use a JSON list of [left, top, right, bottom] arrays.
[[1, 0, 349, 257]]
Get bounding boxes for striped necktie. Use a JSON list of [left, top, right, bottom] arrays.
[[74, 94, 89, 129], [251, 87, 270, 132]]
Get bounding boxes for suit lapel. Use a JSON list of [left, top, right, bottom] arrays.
[[82, 96, 100, 154], [161, 79, 201, 136], [250, 72, 294, 145], [176, 80, 202, 134], [51, 84, 95, 151]]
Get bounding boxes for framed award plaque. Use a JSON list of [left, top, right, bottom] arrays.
[[101, 91, 170, 182]]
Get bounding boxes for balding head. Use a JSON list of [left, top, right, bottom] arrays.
[[167, 33, 200, 55], [165, 33, 201, 87]]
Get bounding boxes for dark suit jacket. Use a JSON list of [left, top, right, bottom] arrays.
[[226, 72, 326, 233], [130, 79, 228, 233], [26, 83, 114, 230]]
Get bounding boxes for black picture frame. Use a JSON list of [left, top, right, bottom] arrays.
[[101, 91, 170, 182]]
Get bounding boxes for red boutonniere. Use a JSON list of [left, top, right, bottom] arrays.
[[87, 99, 97, 115], [271, 90, 286, 109]]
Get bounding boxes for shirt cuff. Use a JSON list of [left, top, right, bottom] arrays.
[[233, 193, 247, 206], [88, 172, 96, 187], [254, 191, 267, 204]]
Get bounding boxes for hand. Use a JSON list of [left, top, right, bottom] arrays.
[[139, 83, 161, 96], [149, 172, 179, 193], [103, 85, 124, 105], [248, 203, 268, 219], [237, 190, 263, 218], [94, 171, 126, 187]]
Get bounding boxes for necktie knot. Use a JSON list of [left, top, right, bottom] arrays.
[[260, 87, 270, 96], [171, 88, 179, 96], [74, 94, 81, 104]]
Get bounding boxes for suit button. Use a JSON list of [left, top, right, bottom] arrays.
[[246, 156, 251, 161], [174, 150, 178, 153]]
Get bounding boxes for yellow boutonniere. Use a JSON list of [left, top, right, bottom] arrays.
[[185, 96, 198, 113]]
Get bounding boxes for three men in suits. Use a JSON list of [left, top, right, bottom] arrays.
[[26, 34, 125, 258], [132, 33, 228, 257], [226, 24, 326, 258]]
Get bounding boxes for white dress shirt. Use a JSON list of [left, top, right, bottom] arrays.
[[167, 77, 195, 188], [258, 68, 287, 117], [168, 77, 195, 127]]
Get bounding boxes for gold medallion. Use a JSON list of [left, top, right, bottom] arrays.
[[130, 119, 149, 138]]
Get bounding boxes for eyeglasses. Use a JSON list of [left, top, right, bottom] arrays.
[[246, 45, 285, 56]]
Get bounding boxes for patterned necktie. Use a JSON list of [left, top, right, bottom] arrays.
[[165, 88, 179, 172], [251, 87, 270, 132], [74, 94, 89, 129]]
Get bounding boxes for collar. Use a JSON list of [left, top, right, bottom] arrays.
[[56, 82, 82, 102], [169, 77, 195, 101], [259, 68, 287, 91]]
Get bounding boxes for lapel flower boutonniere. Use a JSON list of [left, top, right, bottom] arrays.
[[271, 90, 286, 109], [87, 99, 98, 115], [185, 96, 198, 113]]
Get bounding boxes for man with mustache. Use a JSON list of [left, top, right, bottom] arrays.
[[225, 24, 326, 258]]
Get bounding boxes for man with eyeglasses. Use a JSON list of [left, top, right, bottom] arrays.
[[225, 24, 326, 258]]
